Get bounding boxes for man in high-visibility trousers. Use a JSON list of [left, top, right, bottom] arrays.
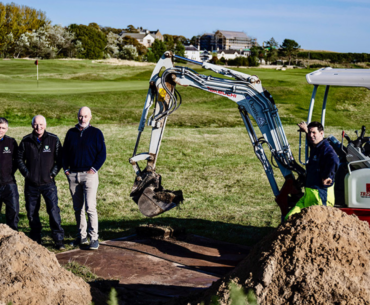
[[285, 121, 339, 220]]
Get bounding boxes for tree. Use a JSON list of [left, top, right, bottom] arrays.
[[151, 39, 166, 61], [265, 47, 278, 64], [88, 23, 100, 31], [146, 50, 156, 62], [119, 45, 138, 60], [0, 3, 49, 57], [46, 25, 75, 57], [173, 35, 189, 45], [100, 26, 123, 35], [280, 39, 300, 66], [264, 37, 278, 48], [21, 26, 52, 58], [190, 35, 199, 46], [174, 41, 185, 57], [163, 34, 174, 51], [120, 36, 146, 55], [126, 25, 139, 33], [68, 24, 107, 59], [105, 32, 119, 57]]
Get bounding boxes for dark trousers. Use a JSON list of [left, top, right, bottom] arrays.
[[24, 182, 64, 242], [0, 184, 19, 231]]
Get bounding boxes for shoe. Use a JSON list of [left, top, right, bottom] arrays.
[[55, 241, 66, 250], [69, 237, 89, 247], [89, 239, 99, 250]]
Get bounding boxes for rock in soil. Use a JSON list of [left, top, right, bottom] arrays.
[[181, 206, 370, 305], [0, 224, 92, 305]]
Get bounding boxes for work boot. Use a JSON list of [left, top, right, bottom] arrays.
[[69, 237, 89, 247], [89, 240, 99, 250], [55, 240, 66, 250]]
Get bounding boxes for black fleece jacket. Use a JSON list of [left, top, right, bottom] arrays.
[[18, 131, 62, 186], [0, 135, 18, 185]]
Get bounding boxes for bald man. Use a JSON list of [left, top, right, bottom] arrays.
[[63, 107, 106, 250], [18, 115, 65, 249]]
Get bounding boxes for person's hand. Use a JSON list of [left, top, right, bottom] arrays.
[[322, 178, 332, 185], [297, 121, 308, 133], [87, 169, 95, 174]]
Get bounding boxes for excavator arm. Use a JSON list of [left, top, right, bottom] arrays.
[[129, 51, 304, 218]]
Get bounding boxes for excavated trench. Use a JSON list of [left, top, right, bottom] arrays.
[[56, 226, 251, 305]]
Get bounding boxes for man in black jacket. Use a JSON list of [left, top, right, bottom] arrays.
[[63, 107, 106, 250], [18, 115, 65, 249], [0, 117, 19, 231]]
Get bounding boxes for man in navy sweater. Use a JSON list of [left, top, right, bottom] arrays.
[[285, 121, 339, 220], [63, 107, 106, 250]]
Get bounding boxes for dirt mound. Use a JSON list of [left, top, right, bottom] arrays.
[[0, 224, 92, 305], [189, 206, 370, 305]]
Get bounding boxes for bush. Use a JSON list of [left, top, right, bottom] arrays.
[[309, 63, 329, 69], [298, 51, 370, 63]]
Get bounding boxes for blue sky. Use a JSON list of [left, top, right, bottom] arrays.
[[24, 0, 369, 53]]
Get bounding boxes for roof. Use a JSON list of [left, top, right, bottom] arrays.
[[216, 30, 248, 39], [218, 49, 238, 54], [306, 68, 370, 89], [121, 33, 156, 40], [185, 46, 198, 51]]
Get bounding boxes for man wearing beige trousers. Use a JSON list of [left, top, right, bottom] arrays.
[[63, 107, 106, 250]]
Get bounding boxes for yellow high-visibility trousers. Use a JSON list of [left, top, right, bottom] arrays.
[[284, 185, 335, 221]]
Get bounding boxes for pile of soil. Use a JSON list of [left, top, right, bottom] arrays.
[[188, 206, 370, 305], [0, 224, 92, 305]]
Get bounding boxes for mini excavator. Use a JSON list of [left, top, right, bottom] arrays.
[[129, 51, 370, 224]]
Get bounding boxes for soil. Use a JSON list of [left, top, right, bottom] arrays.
[[0, 224, 92, 305], [181, 206, 370, 305]]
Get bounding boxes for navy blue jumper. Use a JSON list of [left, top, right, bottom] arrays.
[[62, 125, 106, 173]]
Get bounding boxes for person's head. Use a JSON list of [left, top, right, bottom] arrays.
[[32, 115, 47, 138], [307, 121, 324, 146], [78, 107, 92, 128], [0, 117, 9, 139]]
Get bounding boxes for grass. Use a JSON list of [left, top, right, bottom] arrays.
[[3, 124, 351, 250], [0, 59, 369, 128], [0, 58, 369, 252]]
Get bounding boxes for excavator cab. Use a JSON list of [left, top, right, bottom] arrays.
[[303, 68, 370, 222]]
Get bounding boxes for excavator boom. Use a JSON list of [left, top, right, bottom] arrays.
[[129, 51, 304, 218]]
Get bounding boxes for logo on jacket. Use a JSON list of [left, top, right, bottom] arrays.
[[3, 147, 11, 153], [313, 155, 317, 161], [43, 145, 51, 152]]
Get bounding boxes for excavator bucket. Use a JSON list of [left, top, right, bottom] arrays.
[[130, 168, 184, 217]]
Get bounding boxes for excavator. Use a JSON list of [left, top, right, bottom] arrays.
[[129, 51, 370, 224]]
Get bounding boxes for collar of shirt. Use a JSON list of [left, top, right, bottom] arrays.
[[32, 131, 45, 143], [75, 124, 91, 131]]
